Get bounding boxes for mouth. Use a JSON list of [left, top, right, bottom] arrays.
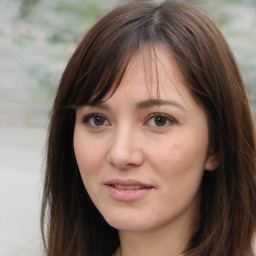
[[109, 184, 152, 190], [105, 179, 153, 189], [104, 179, 153, 201]]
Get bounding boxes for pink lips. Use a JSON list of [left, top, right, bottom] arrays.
[[104, 179, 153, 201]]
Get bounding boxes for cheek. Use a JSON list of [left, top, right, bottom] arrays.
[[152, 134, 208, 184], [73, 129, 104, 176], [156, 141, 205, 207], [165, 130, 208, 163], [73, 131, 104, 202]]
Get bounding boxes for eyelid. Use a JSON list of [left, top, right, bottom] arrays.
[[145, 113, 176, 127], [81, 113, 110, 128], [81, 113, 102, 122]]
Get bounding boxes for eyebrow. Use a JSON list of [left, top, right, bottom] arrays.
[[88, 102, 111, 111], [135, 99, 186, 111], [88, 99, 186, 111]]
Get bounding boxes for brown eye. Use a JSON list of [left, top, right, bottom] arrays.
[[154, 116, 167, 126], [93, 116, 105, 126], [82, 114, 109, 128], [145, 114, 175, 128]]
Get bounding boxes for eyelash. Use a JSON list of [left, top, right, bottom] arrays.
[[82, 114, 109, 128], [145, 113, 175, 128], [81, 113, 175, 129]]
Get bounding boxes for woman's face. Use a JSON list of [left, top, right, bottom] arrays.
[[74, 46, 216, 234]]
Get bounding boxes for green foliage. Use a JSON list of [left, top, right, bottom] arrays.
[[19, 0, 41, 17], [55, 0, 104, 20], [216, 13, 231, 26]]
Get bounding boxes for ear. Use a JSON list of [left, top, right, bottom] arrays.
[[204, 153, 218, 171]]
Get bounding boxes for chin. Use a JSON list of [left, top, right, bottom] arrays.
[[103, 213, 153, 232]]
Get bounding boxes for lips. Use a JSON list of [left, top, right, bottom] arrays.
[[110, 184, 146, 190], [104, 179, 153, 201], [105, 179, 153, 189]]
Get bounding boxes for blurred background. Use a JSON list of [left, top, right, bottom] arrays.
[[0, 0, 255, 255]]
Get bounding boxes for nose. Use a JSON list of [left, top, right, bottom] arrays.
[[107, 127, 144, 169]]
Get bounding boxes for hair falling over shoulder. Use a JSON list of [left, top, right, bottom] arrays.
[[41, 1, 256, 255]]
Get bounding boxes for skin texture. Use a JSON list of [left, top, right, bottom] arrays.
[[73, 46, 217, 255]]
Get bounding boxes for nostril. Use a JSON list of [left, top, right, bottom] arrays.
[[106, 148, 144, 168]]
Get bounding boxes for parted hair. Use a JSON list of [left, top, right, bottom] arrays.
[[41, 1, 256, 255]]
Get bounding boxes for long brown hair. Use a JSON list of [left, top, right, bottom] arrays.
[[41, 1, 256, 255]]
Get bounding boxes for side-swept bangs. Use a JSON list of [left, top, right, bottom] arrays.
[[58, 1, 165, 108]]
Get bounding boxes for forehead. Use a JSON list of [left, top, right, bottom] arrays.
[[124, 45, 182, 83], [107, 45, 193, 107]]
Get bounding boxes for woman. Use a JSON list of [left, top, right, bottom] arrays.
[[41, 1, 256, 255]]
